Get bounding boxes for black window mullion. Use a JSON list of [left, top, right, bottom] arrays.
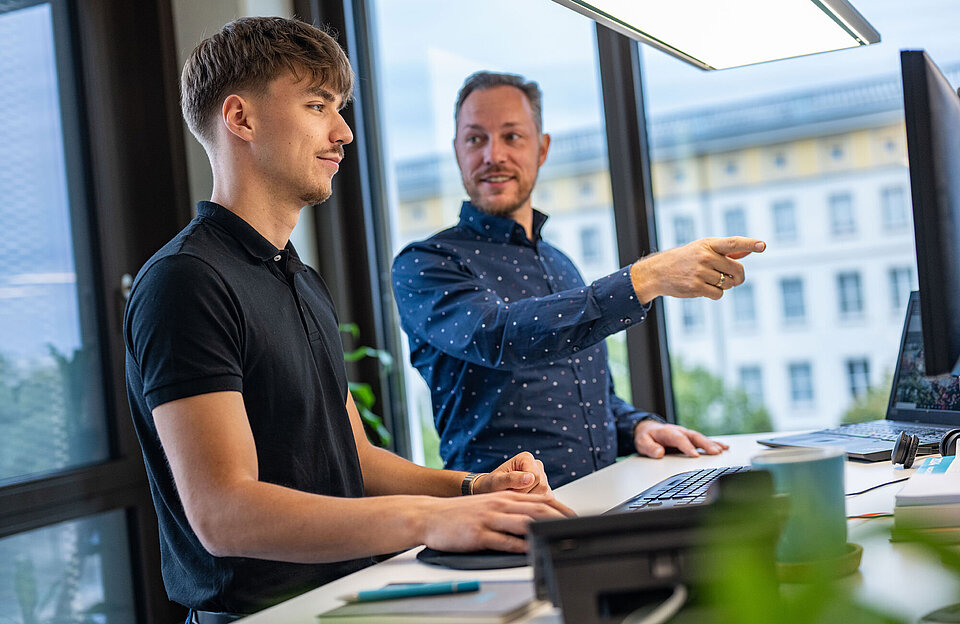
[[595, 24, 676, 423], [295, 0, 413, 458]]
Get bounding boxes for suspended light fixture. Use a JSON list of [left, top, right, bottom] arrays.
[[551, 0, 880, 70]]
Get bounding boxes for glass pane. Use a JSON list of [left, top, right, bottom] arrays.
[[0, 3, 108, 482], [370, 0, 627, 465], [0, 510, 137, 623], [644, 0, 958, 432]]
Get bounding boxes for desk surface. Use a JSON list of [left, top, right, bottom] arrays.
[[238, 433, 960, 623]]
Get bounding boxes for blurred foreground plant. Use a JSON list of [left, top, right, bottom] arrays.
[[340, 323, 393, 447]]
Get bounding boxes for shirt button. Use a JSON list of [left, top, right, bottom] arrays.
[[622, 318, 632, 325], [573, 346, 580, 352], [273, 254, 282, 262]]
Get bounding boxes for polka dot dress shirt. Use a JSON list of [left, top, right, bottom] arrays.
[[392, 201, 659, 487]]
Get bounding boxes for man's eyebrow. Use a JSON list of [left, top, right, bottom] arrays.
[[461, 121, 523, 132], [304, 84, 337, 102]]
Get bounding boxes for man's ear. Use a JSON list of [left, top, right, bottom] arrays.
[[538, 132, 551, 167], [221, 94, 254, 143]]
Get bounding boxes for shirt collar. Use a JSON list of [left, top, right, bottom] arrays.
[[196, 201, 306, 273], [457, 201, 549, 246]]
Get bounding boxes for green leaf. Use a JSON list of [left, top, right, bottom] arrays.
[[349, 382, 375, 409], [338, 323, 360, 339], [357, 404, 392, 446]]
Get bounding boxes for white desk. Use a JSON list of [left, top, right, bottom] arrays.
[[238, 433, 960, 623]]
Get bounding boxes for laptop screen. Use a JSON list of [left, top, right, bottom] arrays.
[[887, 291, 960, 424]]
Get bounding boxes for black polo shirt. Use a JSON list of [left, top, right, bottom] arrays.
[[124, 201, 373, 614]]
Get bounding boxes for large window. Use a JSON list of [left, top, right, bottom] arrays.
[[369, 0, 627, 465], [643, 0, 952, 432], [0, 512, 136, 622], [0, 2, 107, 486], [1, 1, 181, 620]]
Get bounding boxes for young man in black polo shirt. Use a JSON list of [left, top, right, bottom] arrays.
[[123, 17, 572, 622]]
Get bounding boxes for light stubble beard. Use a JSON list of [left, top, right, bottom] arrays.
[[300, 185, 332, 206], [468, 187, 534, 219]]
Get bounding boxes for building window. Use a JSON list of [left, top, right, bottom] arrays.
[[846, 358, 871, 399], [788, 362, 815, 406], [836, 271, 864, 318], [674, 215, 695, 246], [739, 365, 764, 405], [731, 282, 756, 325], [881, 186, 909, 230], [579, 179, 593, 198], [409, 203, 425, 221], [725, 159, 738, 176], [772, 200, 797, 242], [780, 278, 805, 322], [0, 511, 137, 622], [580, 226, 601, 264], [681, 299, 705, 333], [888, 266, 915, 312], [723, 207, 747, 237], [829, 192, 856, 236]]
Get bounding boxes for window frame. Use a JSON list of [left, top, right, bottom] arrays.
[[0, 0, 191, 621]]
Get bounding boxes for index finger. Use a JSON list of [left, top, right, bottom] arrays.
[[706, 236, 766, 257]]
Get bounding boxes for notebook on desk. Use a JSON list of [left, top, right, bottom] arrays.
[[757, 291, 960, 461]]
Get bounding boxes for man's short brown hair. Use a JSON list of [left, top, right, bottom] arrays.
[[455, 71, 543, 137], [181, 16, 354, 147]]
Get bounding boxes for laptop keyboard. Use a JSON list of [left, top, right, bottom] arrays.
[[609, 465, 751, 513], [821, 421, 946, 444]]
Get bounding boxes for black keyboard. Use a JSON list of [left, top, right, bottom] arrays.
[[608, 465, 751, 513], [821, 421, 946, 444]]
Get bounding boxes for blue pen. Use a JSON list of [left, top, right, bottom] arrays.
[[340, 580, 481, 603]]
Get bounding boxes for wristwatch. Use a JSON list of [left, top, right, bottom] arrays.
[[460, 472, 486, 496]]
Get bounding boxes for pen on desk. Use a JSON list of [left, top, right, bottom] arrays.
[[339, 580, 481, 603]]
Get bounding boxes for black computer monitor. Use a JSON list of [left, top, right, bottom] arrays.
[[901, 49, 960, 377]]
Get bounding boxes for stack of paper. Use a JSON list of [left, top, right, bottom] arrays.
[[893, 456, 960, 543]]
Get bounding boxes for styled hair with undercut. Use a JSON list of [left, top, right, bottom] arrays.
[[180, 16, 354, 147], [454, 71, 543, 136]]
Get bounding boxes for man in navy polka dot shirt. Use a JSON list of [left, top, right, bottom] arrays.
[[392, 72, 766, 487]]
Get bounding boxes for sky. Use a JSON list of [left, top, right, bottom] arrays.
[[369, 0, 960, 161]]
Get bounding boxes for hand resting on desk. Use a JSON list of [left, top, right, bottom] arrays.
[[633, 420, 729, 459]]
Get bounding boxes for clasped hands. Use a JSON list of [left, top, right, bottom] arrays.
[[420, 452, 573, 554]]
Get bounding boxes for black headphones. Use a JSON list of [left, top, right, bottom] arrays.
[[891, 428, 960, 468]]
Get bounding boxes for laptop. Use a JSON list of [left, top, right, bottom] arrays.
[[757, 291, 960, 461]]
